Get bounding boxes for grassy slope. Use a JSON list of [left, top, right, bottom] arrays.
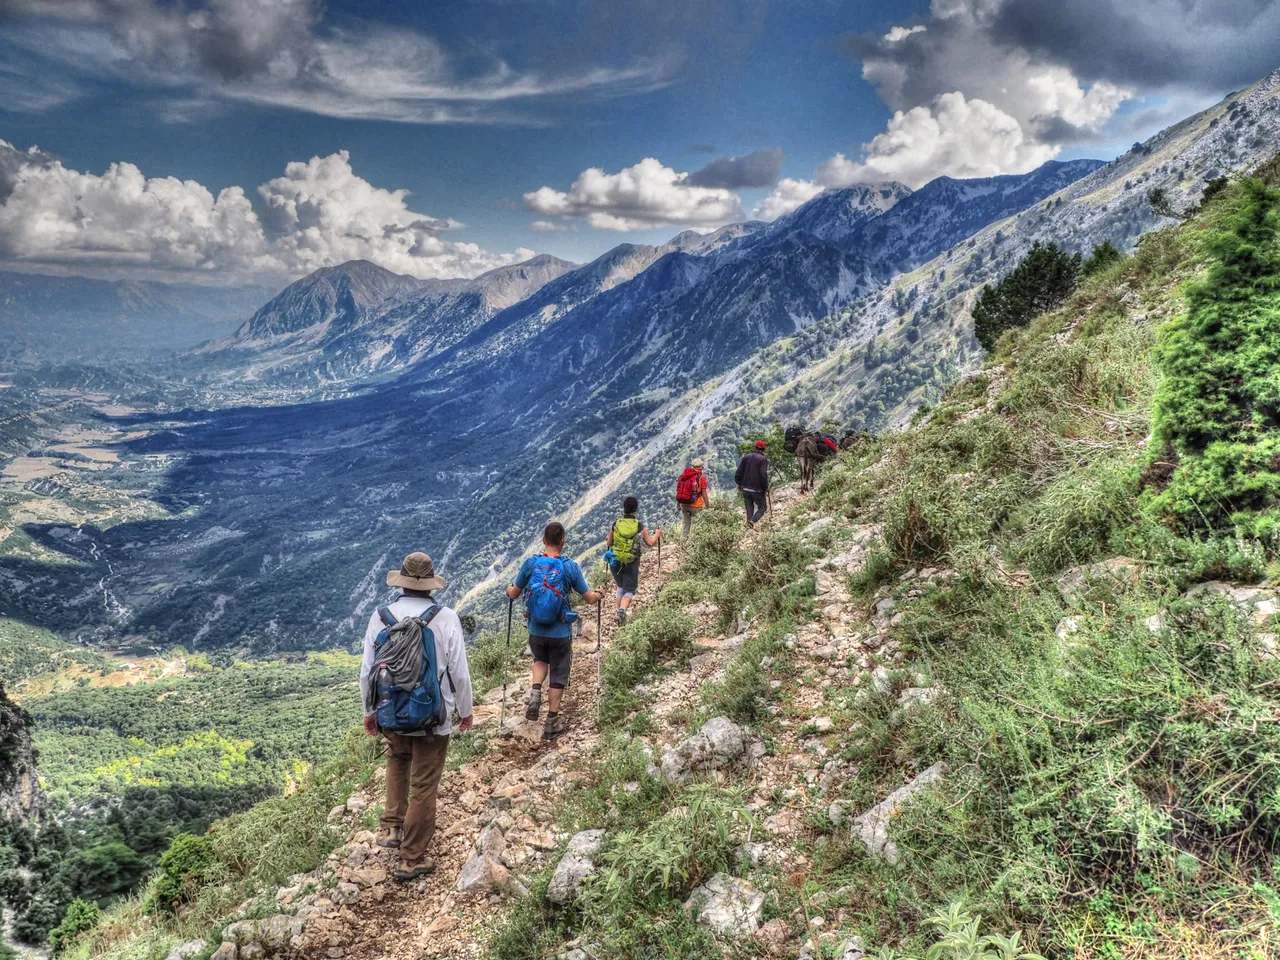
[[490, 172, 1280, 958], [56, 169, 1280, 960]]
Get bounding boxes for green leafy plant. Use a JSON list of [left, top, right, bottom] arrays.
[[1147, 178, 1280, 535], [144, 834, 216, 915], [876, 903, 1045, 960], [48, 898, 99, 955]]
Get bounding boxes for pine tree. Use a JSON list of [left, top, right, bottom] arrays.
[[972, 242, 1082, 351], [1081, 240, 1124, 277]]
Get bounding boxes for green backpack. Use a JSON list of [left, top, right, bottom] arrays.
[[612, 517, 642, 564]]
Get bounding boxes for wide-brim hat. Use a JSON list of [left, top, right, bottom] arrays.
[[387, 552, 446, 591]]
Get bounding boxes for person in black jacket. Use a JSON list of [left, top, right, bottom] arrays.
[[735, 440, 770, 528]]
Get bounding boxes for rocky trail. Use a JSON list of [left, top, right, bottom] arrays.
[[201, 482, 933, 960], [155, 468, 1280, 960], [285, 533, 686, 960]]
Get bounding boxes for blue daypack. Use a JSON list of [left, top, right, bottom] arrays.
[[525, 555, 576, 628], [373, 604, 447, 733]]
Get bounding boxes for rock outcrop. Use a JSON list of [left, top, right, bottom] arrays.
[[546, 830, 605, 905], [0, 680, 43, 824], [850, 761, 946, 865], [685, 873, 765, 937]]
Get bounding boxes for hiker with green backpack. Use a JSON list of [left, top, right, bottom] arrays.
[[506, 522, 604, 740], [604, 495, 662, 626]]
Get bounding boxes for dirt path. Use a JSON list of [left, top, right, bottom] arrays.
[[292, 539, 680, 960], [285, 483, 853, 960]]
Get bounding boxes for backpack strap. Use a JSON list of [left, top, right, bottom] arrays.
[[377, 606, 396, 627]]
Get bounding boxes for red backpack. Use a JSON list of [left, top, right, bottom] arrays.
[[676, 467, 702, 504]]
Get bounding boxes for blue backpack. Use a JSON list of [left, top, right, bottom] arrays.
[[526, 555, 575, 628], [372, 604, 448, 733]]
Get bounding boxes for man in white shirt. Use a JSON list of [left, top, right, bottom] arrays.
[[360, 552, 474, 882]]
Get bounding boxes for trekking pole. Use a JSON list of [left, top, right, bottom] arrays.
[[596, 598, 603, 730], [767, 490, 774, 523], [499, 597, 513, 736]]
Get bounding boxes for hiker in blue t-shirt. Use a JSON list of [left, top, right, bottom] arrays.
[[506, 521, 603, 740]]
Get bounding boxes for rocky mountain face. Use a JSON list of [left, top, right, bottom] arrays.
[[0, 271, 270, 362], [13, 73, 1276, 653], [213, 256, 579, 382], [3, 157, 1105, 652], [660, 67, 1280, 461], [0, 681, 42, 824], [205, 162, 1086, 390]]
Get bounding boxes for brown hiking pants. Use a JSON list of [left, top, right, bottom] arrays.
[[381, 732, 450, 863]]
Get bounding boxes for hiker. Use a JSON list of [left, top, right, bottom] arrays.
[[505, 522, 604, 740], [675, 457, 710, 540], [605, 495, 662, 626], [360, 552, 474, 883], [735, 440, 770, 528]]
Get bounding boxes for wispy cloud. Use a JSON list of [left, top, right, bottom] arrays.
[[0, 0, 676, 123]]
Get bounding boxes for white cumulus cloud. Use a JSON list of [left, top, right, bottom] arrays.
[[524, 157, 744, 231], [817, 93, 1058, 189], [0, 141, 532, 283], [823, 0, 1143, 192], [752, 177, 826, 220]]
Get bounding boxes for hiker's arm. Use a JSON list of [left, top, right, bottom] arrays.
[[605, 528, 614, 548], [445, 616, 474, 732], [762, 458, 769, 491], [570, 563, 603, 605], [734, 460, 744, 488], [359, 613, 379, 734], [643, 527, 661, 546]]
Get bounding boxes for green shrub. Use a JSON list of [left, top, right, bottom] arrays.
[[877, 903, 1044, 960], [886, 582, 1280, 941], [144, 834, 215, 916], [1010, 460, 1139, 576], [1080, 240, 1125, 278], [48, 899, 99, 955], [599, 607, 695, 726], [1148, 178, 1280, 534], [680, 502, 741, 576], [574, 786, 744, 958]]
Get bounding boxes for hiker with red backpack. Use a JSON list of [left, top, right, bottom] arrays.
[[360, 552, 474, 883], [675, 457, 710, 540], [735, 440, 770, 529], [604, 495, 662, 626], [506, 522, 604, 741]]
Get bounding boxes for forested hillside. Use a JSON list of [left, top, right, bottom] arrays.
[[0, 636, 361, 949]]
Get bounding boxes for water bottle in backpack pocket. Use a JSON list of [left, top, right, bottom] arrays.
[[372, 604, 447, 733]]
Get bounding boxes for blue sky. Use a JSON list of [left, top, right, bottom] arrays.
[[0, 0, 1274, 284]]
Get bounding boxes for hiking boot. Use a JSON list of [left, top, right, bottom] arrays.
[[394, 858, 436, 882], [616, 607, 628, 626], [525, 687, 542, 721], [376, 827, 402, 849], [541, 714, 568, 741]]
